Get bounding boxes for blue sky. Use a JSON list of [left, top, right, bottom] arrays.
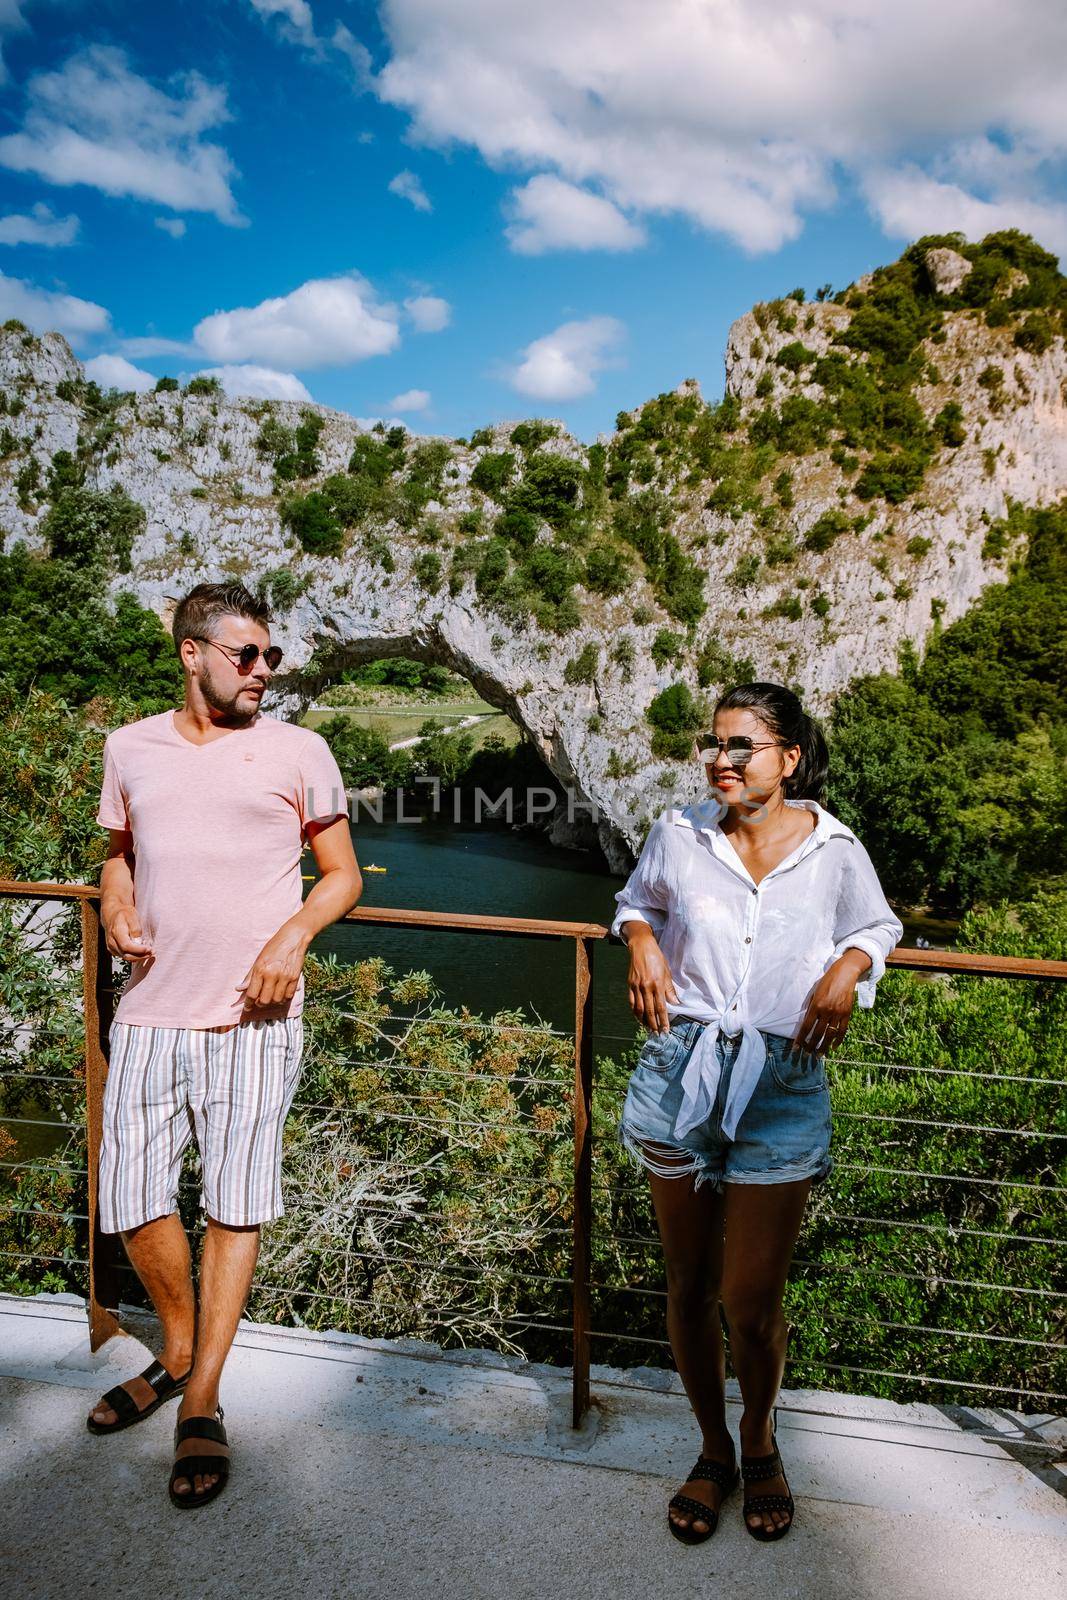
[[0, 1, 1062, 440]]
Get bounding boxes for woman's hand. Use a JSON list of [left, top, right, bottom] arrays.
[[788, 948, 871, 1062], [623, 922, 679, 1033]]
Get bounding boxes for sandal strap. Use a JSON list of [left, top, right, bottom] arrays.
[[99, 1383, 141, 1422], [740, 1450, 783, 1482], [175, 1414, 228, 1449], [744, 1493, 794, 1515], [687, 1455, 737, 1491], [141, 1359, 188, 1399], [668, 1493, 718, 1523]]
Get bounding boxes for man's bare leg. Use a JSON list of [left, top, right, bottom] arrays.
[[170, 1218, 260, 1498], [88, 1213, 196, 1426]]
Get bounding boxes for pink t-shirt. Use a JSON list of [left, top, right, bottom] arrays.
[[96, 709, 348, 1028]]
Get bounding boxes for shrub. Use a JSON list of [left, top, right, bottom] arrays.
[[154, 376, 179, 393], [855, 450, 928, 504], [281, 491, 343, 556], [1013, 313, 1054, 354], [508, 452, 584, 530], [583, 543, 632, 596], [468, 427, 494, 449], [906, 535, 933, 559], [774, 341, 817, 372], [413, 551, 443, 592], [349, 432, 402, 485], [650, 629, 683, 668], [933, 402, 966, 448], [470, 451, 515, 498], [185, 375, 223, 396], [509, 420, 557, 450], [646, 682, 702, 760], [495, 507, 540, 549], [803, 510, 850, 552], [563, 644, 598, 685], [44, 486, 144, 572]]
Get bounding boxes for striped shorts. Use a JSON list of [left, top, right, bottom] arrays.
[[99, 1015, 305, 1233]]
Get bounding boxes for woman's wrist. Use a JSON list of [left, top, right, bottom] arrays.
[[835, 946, 873, 981]]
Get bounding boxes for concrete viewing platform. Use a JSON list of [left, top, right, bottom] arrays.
[[1, 1293, 1064, 1600]]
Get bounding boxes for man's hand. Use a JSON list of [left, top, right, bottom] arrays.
[[235, 919, 313, 1012], [623, 922, 679, 1034], [103, 907, 153, 964], [788, 948, 871, 1063]]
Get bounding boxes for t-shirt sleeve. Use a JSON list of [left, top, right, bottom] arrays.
[[96, 737, 131, 831], [295, 732, 349, 839]]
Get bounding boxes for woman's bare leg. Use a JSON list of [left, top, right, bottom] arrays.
[[646, 1152, 730, 1535], [721, 1178, 811, 1534]]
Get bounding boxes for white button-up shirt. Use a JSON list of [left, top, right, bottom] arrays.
[[611, 798, 903, 1143]]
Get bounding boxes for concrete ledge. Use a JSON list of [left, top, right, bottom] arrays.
[[1, 1294, 1064, 1600]]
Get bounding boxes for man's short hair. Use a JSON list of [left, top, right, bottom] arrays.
[[171, 581, 272, 655]]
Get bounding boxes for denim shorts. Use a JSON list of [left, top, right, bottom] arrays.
[[619, 1016, 833, 1194]]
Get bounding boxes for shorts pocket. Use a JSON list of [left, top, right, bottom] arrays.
[[767, 1036, 827, 1095], [637, 1024, 688, 1076]]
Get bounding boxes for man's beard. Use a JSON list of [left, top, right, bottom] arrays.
[[200, 667, 261, 723]]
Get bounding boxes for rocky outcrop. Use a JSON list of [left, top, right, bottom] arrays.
[[1, 242, 1065, 869]]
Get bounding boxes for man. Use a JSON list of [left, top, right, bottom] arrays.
[[86, 580, 361, 1509]]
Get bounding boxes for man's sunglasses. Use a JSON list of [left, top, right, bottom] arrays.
[[695, 734, 788, 767], [192, 635, 283, 672]]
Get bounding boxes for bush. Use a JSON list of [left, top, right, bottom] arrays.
[[583, 543, 632, 596], [774, 341, 817, 371], [281, 491, 344, 556], [563, 644, 598, 685], [154, 376, 179, 393], [470, 451, 515, 498], [509, 420, 557, 450], [1013, 313, 1054, 354], [413, 551, 443, 593], [803, 510, 851, 552], [495, 507, 540, 549], [646, 681, 702, 759], [44, 486, 144, 572], [508, 452, 584, 530], [855, 449, 928, 504], [185, 375, 223, 396], [933, 402, 966, 448]]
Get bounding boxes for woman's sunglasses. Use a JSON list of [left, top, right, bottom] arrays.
[[695, 734, 787, 767], [193, 635, 283, 673]]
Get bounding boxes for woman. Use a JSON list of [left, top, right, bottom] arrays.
[[612, 682, 902, 1544]]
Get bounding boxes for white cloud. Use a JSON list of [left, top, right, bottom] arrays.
[[505, 175, 645, 255], [403, 293, 450, 332], [193, 273, 399, 368], [195, 364, 313, 401], [509, 315, 625, 402], [248, 0, 313, 33], [0, 0, 28, 84], [373, 0, 1067, 255], [864, 160, 1067, 260], [0, 202, 79, 247], [331, 23, 374, 88], [388, 387, 430, 411], [388, 169, 432, 212], [0, 268, 109, 342], [0, 45, 243, 226], [155, 216, 187, 238], [84, 353, 155, 392], [118, 334, 198, 358]]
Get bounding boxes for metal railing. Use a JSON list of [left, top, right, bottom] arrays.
[[1, 876, 1066, 1431]]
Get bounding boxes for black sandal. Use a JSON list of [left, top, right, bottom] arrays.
[[740, 1421, 795, 1542], [667, 1449, 739, 1545], [168, 1407, 229, 1510], [86, 1359, 192, 1435]]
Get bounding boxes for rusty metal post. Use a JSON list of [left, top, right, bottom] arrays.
[[81, 897, 120, 1350], [571, 934, 595, 1427]]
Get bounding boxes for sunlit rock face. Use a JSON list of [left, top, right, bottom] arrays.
[[2, 241, 1065, 867]]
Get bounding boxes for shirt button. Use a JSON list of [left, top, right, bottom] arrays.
[[744, 936, 752, 943]]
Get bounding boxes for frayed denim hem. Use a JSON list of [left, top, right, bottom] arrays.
[[724, 1154, 833, 1187], [617, 1117, 721, 1192]]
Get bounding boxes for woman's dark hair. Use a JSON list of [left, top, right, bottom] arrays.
[[714, 681, 829, 802]]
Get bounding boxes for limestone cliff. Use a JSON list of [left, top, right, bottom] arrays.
[[1, 234, 1064, 869]]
